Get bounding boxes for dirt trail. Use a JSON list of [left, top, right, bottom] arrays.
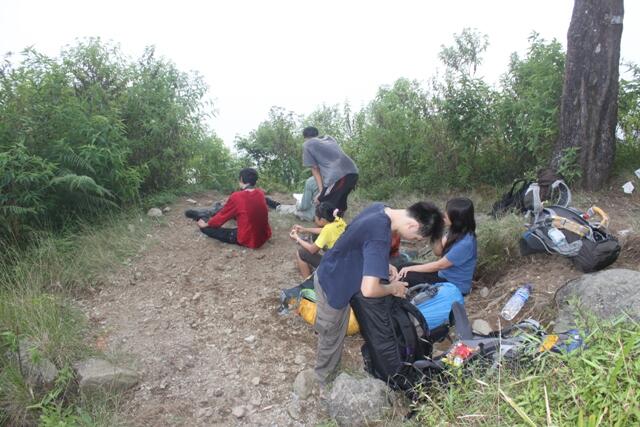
[[80, 192, 363, 426], [79, 191, 639, 426]]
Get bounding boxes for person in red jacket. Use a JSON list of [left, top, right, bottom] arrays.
[[196, 168, 272, 249]]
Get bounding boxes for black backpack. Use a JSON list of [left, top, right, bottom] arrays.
[[490, 179, 532, 218], [350, 292, 448, 391], [490, 168, 571, 218]]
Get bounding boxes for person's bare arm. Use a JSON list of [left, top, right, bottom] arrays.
[[398, 257, 453, 279], [294, 224, 322, 234], [361, 275, 408, 298], [290, 230, 321, 254]]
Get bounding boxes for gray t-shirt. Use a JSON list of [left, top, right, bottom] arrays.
[[302, 136, 358, 188]]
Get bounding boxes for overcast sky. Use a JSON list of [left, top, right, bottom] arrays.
[[2, 1, 639, 146]]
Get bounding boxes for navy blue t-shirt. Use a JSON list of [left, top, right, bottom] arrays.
[[317, 203, 391, 309]]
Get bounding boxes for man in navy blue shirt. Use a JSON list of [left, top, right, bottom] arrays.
[[313, 202, 444, 384]]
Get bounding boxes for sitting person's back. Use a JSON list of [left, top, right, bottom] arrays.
[[196, 168, 272, 249]]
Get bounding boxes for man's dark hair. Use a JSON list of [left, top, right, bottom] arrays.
[[239, 168, 258, 186], [407, 202, 444, 243], [302, 126, 319, 138]]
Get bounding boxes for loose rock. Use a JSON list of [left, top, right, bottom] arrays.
[[74, 358, 138, 395], [147, 208, 163, 217], [231, 405, 246, 418], [293, 369, 316, 399], [472, 319, 493, 335], [326, 373, 393, 426], [12, 340, 58, 391]]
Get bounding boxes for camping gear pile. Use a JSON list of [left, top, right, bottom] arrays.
[[520, 204, 621, 272], [491, 167, 621, 272], [351, 292, 584, 398]]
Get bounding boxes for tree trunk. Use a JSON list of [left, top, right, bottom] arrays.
[[553, 0, 624, 190]]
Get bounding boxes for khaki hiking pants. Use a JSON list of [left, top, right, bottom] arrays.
[[314, 274, 350, 384]]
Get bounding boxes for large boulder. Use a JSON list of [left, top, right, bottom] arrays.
[[326, 373, 394, 426], [74, 358, 139, 395], [554, 268, 640, 331]]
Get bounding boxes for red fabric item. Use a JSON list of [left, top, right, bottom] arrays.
[[389, 232, 401, 257], [207, 189, 272, 248]]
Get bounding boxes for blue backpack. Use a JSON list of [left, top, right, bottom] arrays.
[[409, 282, 465, 330]]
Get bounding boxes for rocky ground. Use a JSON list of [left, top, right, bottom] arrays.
[[78, 191, 640, 426]]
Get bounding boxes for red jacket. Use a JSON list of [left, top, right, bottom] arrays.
[[207, 189, 272, 248]]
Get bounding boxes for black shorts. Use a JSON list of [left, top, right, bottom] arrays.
[[298, 247, 322, 268], [319, 173, 358, 213]]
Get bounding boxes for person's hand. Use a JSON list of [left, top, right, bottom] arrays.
[[397, 265, 415, 280], [388, 264, 399, 281], [390, 281, 408, 298], [293, 224, 303, 233], [289, 229, 299, 241], [197, 219, 207, 229], [313, 193, 320, 205]]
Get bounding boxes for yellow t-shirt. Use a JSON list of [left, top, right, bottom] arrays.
[[314, 217, 347, 250]]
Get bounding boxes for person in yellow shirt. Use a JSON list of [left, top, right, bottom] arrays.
[[289, 202, 346, 278]]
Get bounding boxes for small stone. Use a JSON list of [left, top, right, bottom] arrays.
[[186, 198, 198, 205], [251, 376, 260, 386], [192, 292, 202, 302], [277, 365, 286, 373], [197, 407, 213, 418], [244, 335, 256, 343], [293, 369, 316, 399], [250, 396, 261, 406], [214, 388, 224, 397], [480, 287, 490, 298], [162, 207, 171, 213], [127, 224, 135, 233], [287, 400, 302, 420], [231, 405, 246, 418], [472, 319, 493, 335], [294, 355, 306, 365], [147, 208, 163, 217], [134, 271, 143, 280]]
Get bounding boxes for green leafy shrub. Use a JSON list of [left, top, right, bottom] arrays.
[[0, 39, 234, 242]]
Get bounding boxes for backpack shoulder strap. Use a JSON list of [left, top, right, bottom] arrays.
[[451, 302, 474, 340], [396, 298, 430, 359], [490, 179, 532, 217]]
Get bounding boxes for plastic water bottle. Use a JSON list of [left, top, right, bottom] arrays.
[[501, 284, 533, 321], [547, 227, 567, 246]]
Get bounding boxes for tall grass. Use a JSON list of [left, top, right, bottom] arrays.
[[0, 211, 154, 425], [413, 317, 640, 426], [476, 213, 525, 283]]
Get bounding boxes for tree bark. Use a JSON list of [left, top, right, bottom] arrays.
[[553, 0, 624, 190]]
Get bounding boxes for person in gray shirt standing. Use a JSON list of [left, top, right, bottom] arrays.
[[302, 126, 358, 214]]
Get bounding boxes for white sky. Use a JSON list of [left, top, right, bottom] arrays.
[[1, 1, 639, 146]]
